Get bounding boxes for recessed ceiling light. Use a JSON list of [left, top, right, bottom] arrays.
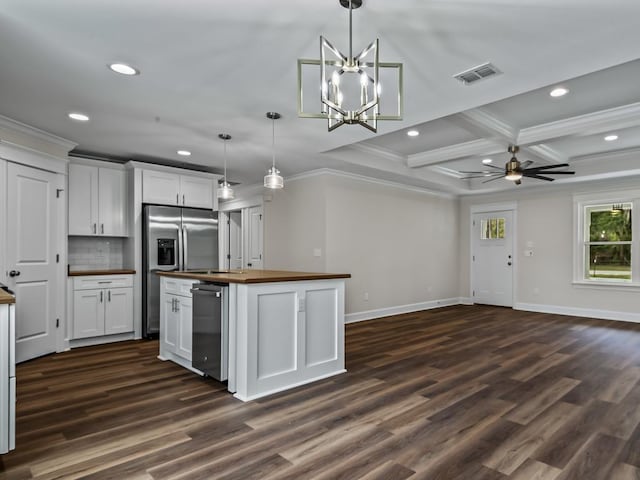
[[68, 112, 89, 122], [482, 158, 492, 164], [549, 87, 569, 98], [177, 150, 191, 156], [108, 63, 139, 76], [604, 134, 618, 142], [407, 130, 420, 137]]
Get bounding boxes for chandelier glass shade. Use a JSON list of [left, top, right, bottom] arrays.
[[264, 112, 284, 190], [217, 133, 234, 200], [297, 0, 403, 133]]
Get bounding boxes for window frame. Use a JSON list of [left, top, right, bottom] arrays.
[[573, 189, 640, 289]]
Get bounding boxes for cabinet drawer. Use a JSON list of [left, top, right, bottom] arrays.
[[162, 277, 195, 297], [73, 275, 134, 290]]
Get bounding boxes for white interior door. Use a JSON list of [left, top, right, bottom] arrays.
[[229, 211, 243, 270], [472, 210, 514, 307], [7, 163, 60, 362]]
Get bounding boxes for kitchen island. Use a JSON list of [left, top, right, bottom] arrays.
[[157, 269, 350, 401]]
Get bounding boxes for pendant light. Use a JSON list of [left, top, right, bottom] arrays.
[[217, 133, 234, 200], [264, 112, 284, 189]]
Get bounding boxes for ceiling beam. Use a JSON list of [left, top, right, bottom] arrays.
[[517, 101, 640, 145], [407, 138, 504, 168]]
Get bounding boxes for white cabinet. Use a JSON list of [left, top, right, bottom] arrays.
[[1, 303, 16, 454], [143, 170, 216, 209], [69, 164, 127, 236], [72, 275, 134, 339], [159, 277, 198, 372]]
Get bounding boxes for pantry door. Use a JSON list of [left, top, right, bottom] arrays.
[[6, 162, 60, 362]]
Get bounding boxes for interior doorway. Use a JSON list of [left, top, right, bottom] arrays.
[[471, 208, 515, 307]]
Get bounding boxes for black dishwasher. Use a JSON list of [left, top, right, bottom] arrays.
[[190, 283, 228, 381]]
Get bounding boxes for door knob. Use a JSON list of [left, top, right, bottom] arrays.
[[9, 270, 20, 277], [507, 262, 512, 266]]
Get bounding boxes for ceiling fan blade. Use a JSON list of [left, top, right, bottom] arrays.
[[484, 164, 505, 170], [463, 174, 503, 179], [482, 175, 506, 184], [534, 170, 575, 175], [458, 170, 495, 174], [526, 163, 570, 171], [523, 172, 556, 181]]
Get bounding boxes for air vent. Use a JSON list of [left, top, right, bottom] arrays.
[[454, 62, 502, 85]]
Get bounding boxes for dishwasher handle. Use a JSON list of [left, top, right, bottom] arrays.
[[190, 288, 221, 297]]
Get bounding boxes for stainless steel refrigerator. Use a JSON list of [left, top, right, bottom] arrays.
[[143, 205, 219, 337]]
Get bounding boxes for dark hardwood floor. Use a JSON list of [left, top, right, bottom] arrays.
[[2, 305, 640, 479]]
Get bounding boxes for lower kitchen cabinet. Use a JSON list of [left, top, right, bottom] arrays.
[[159, 277, 199, 373], [72, 275, 134, 340]]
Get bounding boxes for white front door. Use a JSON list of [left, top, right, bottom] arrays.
[[6, 162, 60, 362], [472, 210, 514, 307]]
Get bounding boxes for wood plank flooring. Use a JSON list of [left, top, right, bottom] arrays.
[[2, 305, 640, 479]]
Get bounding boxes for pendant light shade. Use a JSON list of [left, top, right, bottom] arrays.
[[217, 133, 234, 200], [264, 112, 284, 190]]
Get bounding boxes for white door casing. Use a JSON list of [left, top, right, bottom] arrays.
[[245, 206, 263, 269], [471, 208, 515, 307], [229, 211, 243, 270], [7, 162, 60, 362]]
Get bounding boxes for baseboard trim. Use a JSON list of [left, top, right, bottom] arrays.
[[69, 332, 135, 349], [346, 298, 463, 324], [514, 302, 640, 324]]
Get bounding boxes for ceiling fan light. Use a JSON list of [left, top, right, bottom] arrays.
[[505, 171, 523, 181]]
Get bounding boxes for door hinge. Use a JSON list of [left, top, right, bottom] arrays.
[[473, 220, 475, 227], [259, 214, 262, 220], [56, 189, 64, 198], [259, 254, 262, 260], [473, 290, 475, 297], [472, 255, 475, 261], [227, 254, 231, 259], [56, 318, 60, 328], [56, 254, 60, 263]]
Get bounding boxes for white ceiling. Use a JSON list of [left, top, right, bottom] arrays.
[[2, 0, 640, 194]]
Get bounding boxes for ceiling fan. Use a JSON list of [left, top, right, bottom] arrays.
[[460, 146, 575, 185]]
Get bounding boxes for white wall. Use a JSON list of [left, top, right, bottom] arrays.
[[459, 176, 640, 321], [264, 171, 460, 317]]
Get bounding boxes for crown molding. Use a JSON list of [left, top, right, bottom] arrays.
[[0, 114, 77, 152], [407, 138, 504, 168], [277, 168, 458, 199], [517, 101, 640, 145]]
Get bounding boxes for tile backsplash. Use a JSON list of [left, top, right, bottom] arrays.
[[68, 237, 124, 271]]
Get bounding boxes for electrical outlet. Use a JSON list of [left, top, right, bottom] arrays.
[[524, 250, 534, 257], [363, 292, 369, 301], [313, 248, 322, 257]]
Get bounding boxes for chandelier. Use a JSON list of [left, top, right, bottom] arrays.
[[297, 0, 403, 132]]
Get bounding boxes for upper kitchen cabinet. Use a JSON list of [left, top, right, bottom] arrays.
[[143, 170, 216, 209], [69, 163, 128, 236]]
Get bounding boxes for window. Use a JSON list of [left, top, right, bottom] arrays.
[[481, 217, 505, 240], [584, 203, 632, 281], [575, 191, 639, 286]]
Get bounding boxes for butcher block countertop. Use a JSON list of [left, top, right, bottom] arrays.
[[0, 290, 15, 304], [156, 269, 350, 284], [68, 269, 137, 277]]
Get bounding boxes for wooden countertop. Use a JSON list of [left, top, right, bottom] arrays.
[[156, 269, 351, 284], [68, 269, 136, 277], [0, 289, 15, 304]]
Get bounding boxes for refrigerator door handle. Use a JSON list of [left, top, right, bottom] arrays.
[[177, 226, 184, 271], [183, 226, 189, 271]]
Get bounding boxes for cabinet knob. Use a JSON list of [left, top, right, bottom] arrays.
[[8, 270, 20, 277]]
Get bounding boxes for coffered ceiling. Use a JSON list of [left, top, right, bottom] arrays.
[[1, 0, 640, 195]]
